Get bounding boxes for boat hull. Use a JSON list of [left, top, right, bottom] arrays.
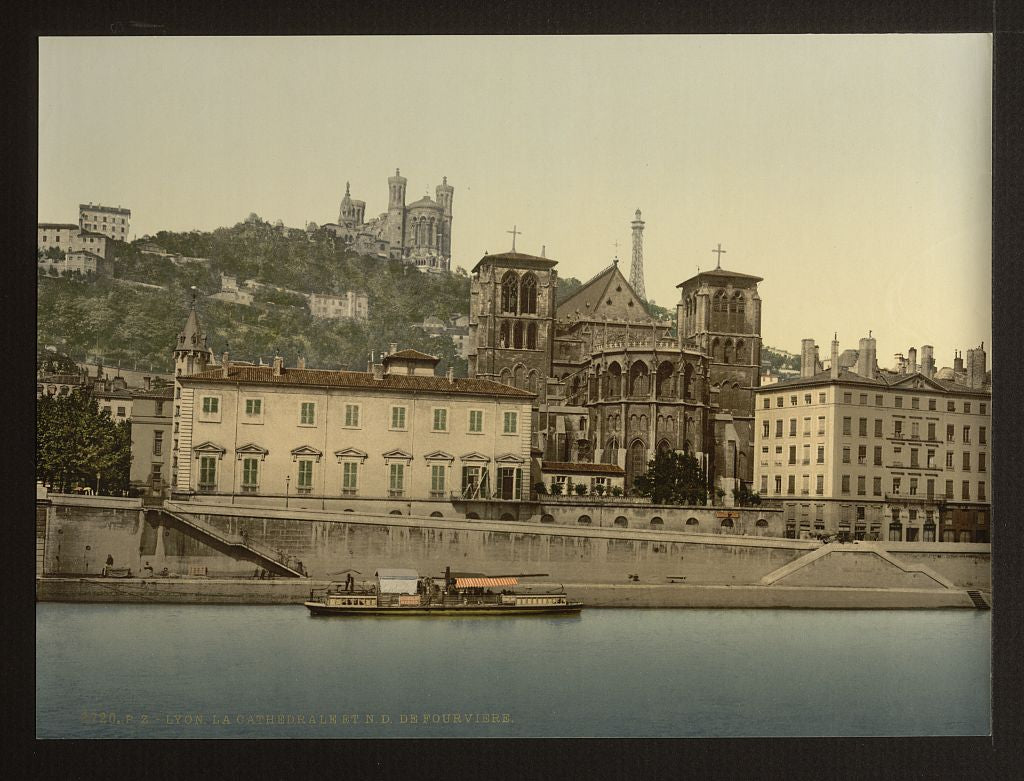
[[304, 601, 582, 617]]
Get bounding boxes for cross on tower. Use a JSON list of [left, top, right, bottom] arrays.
[[507, 225, 521, 252], [712, 243, 726, 269]]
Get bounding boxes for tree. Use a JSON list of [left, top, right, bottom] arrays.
[[37, 391, 132, 494], [733, 483, 762, 507], [633, 449, 708, 505]]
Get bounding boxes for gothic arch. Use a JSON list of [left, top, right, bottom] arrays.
[[629, 360, 649, 396], [519, 273, 538, 314], [498, 367, 512, 386], [527, 369, 539, 393], [711, 337, 723, 362], [499, 320, 511, 349], [655, 360, 674, 398], [723, 338, 734, 364], [513, 320, 524, 349], [500, 271, 518, 314], [683, 363, 695, 399], [735, 339, 746, 364], [626, 439, 647, 493], [605, 361, 622, 398], [513, 363, 525, 388], [526, 321, 538, 349], [657, 438, 672, 453]]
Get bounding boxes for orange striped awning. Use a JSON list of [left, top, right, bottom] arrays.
[[455, 577, 518, 588]]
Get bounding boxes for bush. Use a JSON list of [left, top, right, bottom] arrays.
[[550, 482, 563, 496], [610, 486, 624, 497], [593, 484, 605, 496], [574, 483, 587, 496], [533, 481, 548, 495]]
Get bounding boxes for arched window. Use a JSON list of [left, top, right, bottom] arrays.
[[577, 515, 592, 525], [603, 437, 619, 464], [629, 361, 649, 397], [526, 321, 538, 349], [657, 439, 672, 453], [527, 370, 539, 393], [711, 338, 723, 362], [605, 361, 622, 399], [683, 363, 694, 399], [498, 367, 512, 386], [390, 509, 403, 515], [650, 517, 664, 528], [500, 271, 519, 314], [466, 512, 480, 520], [513, 321, 524, 349], [513, 364, 525, 388], [713, 290, 724, 312], [655, 361, 674, 398], [755, 518, 768, 536], [500, 513, 515, 522], [723, 338, 734, 364], [540, 513, 555, 523], [519, 273, 538, 314], [626, 440, 647, 492], [735, 339, 746, 364], [686, 517, 699, 527], [721, 518, 734, 529], [499, 320, 511, 349]]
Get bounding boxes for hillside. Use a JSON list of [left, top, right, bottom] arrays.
[[37, 217, 470, 375]]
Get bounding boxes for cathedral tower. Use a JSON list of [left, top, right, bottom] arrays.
[[387, 168, 407, 258], [630, 209, 646, 302], [173, 296, 213, 378], [435, 176, 454, 260]]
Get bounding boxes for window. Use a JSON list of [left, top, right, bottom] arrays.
[[892, 477, 901, 495], [802, 444, 810, 465], [817, 416, 825, 435], [153, 431, 163, 455], [815, 475, 824, 495], [843, 392, 852, 404], [803, 417, 811, 436], [927, 422, 936, 440], [894, 396, 903, 409], [299, 402, 316, 426], [788, 418, 796, 436], [962, 452, 970, 471], [819, 393, 827, 403], [115, 406, 126, 417], [928, 399, 936, 411], [241, 458, 259, 492], [873, 419, 882, 438], [198, 456, 217, 491], [927, 450, 936, 469], [962, 426, 970, 444], [909, 478, 918, 496], [911, 397, 919, 410], [945, 480, 954, 498], [503, 411, 518, 434], [910, 449, 919, 468], [979, 452, 986, 472], [978, 482, 986, 501], [202, 396, 219, 414], [893, 420, 902, 437], [787, 475, 795, 495], [927, 479, 935, 498], [391, 406, 407, 430], [980, 403, 987, 415], [760, 475, 768, 493], [842, 447, 850, 464], [763, 398, 770, 409], [858, 445, 866, 465], [801, 474, 810, 494], [963, 402, 971, 414], [947, 401, 955, 412], [432, 408, 448, 432], [859, 393, 868, 405], [788, 446, 796, 465], [979, 426, 986, 445], [875, 394, 883, 406], [841, 475, 850, 495], [297, 460, 314, 494], [842, 417, 851, 436], [854, 417, 865, 437], [873, 477, 882, 496], [342, 462, 359, 495], [873, 445, 882, 466], [961, 481, 970, 501], [469, 410, 484, 433], [946, 451, 954, 468], [911, 421, 919, 439], [776, 397, 783, 408], [790, 396, 797, 406], [389, 463, 406, 496], [816, 445, 824, 464], [857, 476, 866, 495], [774, 476, 782, 494], [344, 404, 360, 427], [245, 398, 262, 416], [946, 424, 955, 442], [155, 401, 164, 416], [430, 465, 446, 497], [804, 394, 812, 405], [775, 419, 783, 438], [762, 421, 770, 438]]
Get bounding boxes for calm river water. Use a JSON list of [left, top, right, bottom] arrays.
[[36, 604, 990, 738]]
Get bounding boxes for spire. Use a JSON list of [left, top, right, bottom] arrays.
[[345, 181, 350, 196], [630, 209, 646, 301]]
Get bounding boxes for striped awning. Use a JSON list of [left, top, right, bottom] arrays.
[[455, 577, 518, 588]]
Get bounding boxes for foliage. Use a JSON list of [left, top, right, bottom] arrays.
[[732, 483, 762, 507], [533, 481, 548, 495], [592, 484, 605, 497], [633, 449, 708, 505], [761, 346, 801, 372], [609, 485, 624, 497], [549, 482, 564, 496], [36, 391, 132, 494], [38, 348, 78, 374], [554, 276, 583, 304], [573, 483, 588, 496], [645, 299, 673, 321]]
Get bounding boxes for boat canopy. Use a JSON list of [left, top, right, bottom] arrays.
[[376, 569, 419, 594], [455, 577, 518, 588]]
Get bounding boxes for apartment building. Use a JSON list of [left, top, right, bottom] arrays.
[[79, 203, 130, 242]]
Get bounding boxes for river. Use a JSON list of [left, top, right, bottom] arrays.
[[36, 604, 990, 738]]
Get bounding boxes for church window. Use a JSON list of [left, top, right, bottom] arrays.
[[500, 271, 518, 314], [519, 273, 538, 314], [499, 320, 511, 349], [513, 321, 524, 349], [526, 322, 537, 349]]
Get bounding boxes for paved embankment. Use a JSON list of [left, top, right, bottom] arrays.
[[35, 577, 987, 609]]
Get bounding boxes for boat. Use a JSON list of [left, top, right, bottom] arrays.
[[303, 566, 583, 616]]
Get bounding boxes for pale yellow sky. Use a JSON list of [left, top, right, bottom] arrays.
[[38, 35, 992, 365]]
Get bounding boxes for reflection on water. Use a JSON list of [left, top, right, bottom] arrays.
[[36, 604, 990, 738]]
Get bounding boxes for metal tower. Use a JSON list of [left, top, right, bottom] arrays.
[[630, 208, 646, 301]]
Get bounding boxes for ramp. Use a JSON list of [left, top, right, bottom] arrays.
[[760, 542, 956, 590], [154, 507, 306, 578]]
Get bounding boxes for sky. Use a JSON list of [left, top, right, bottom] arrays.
[[38, 35, 992, 366]]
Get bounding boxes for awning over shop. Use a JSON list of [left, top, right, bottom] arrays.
[[376, 569, 419, 594], [455, 577, 518, 588]]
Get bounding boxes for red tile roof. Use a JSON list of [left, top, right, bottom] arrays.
[[541, 461, 625, 475], [180, 365, 535, 398]]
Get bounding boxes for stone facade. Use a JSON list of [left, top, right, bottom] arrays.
[[322, 170, 453, 273], [79, 202, 130, 242]]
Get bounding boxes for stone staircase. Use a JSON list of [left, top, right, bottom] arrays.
[[966, 590, 991, 610], [759, 542, 956, 589], [156, 505, 306, 578]]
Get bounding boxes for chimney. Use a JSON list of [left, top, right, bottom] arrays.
[[221, 352, 230, 378], [297, 356, 306, 370], [856, 338, 869, 377], [966, 343, 987, 388], [894, 353, 906, 374], [921, 345, 935, 378], [446, 366, 454, 383], [800, 339, 817, 378], [830, 334, 839, 379], [272, 356, 284, 377], [864, 336, 877, 380], [143, 375, 151, 390], [953, 350, 964, 374], [389, 342, 398, 356], [907, 347, 917, 374], [372, 362, 384, 381]]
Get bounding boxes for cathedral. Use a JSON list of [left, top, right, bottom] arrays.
[[468, 219, 763, 502], [321, 169, 453, 272]]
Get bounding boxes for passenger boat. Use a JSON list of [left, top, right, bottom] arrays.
[[303, 567, 583, 616]]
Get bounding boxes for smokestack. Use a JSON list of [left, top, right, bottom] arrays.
[[143, 375, 151, 390], [801, 339, 817, 378], [908, 347, 917, 375], [830, 334, 839, 379], [856, 338, 869, 378], [953, 350, 964, 374], [272, 356, 283, 377], [966, 344, 987, 388], [894, 353, 906, 374], [297, 356, 306, 370], [865, 336, 877, 380], [921, 345, 934, 378], [221, 352, 230, 378]]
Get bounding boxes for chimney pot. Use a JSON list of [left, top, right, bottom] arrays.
[[297, 356, 306, 370], [273, 356, 284, 377], [389, 342, 398, 355]]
